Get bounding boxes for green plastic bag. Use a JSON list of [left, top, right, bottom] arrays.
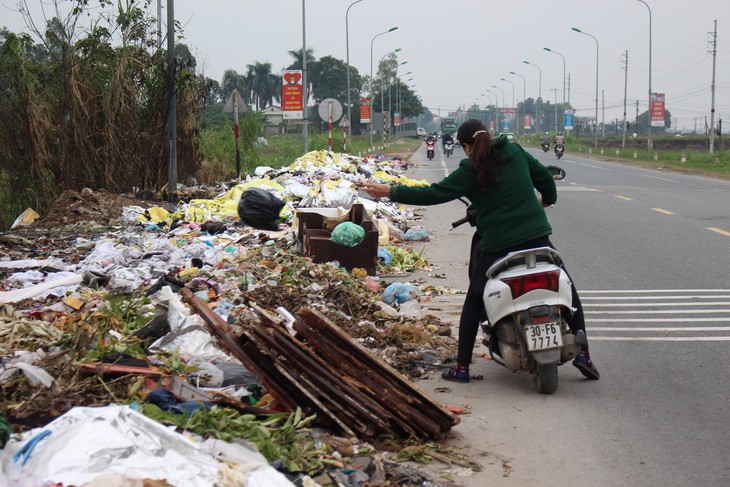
[[0, 413, 11, 448], [331, 221, 365, 247]]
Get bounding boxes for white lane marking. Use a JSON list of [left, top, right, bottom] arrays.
[[584, 302, 730, 307], [583, 295, 730, 300], [615, 195, 634, 201], [582, 289, 730, 293], [590, 327, 730, 331], [652, 207, 675, 215], [588, 318, 730, 322], [590, 336, 730, 341], [586, 309, 730, 314], [556, 187, 601, 191], [643, 174, 679, 183], [707, 227, 730, 237]]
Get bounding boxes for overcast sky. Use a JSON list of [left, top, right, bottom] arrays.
[[3, 0, 729, 132]]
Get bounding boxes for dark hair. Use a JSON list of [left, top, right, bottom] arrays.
[[457, 119, 497, 190]]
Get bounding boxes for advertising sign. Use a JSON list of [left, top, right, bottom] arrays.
[[523, 114, 532, 130], [651, 92, 665, 128], [360, 97, 371, 124], [394, 112, 401, 126], [564, 109, 574, 131], [282, 70, 303, 119]]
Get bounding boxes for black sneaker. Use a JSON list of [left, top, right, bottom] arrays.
[[441, 368, 470, 383], [573, 355, 600, 380]]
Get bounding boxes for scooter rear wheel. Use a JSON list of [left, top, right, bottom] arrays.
[[535, 363, 559, 394]]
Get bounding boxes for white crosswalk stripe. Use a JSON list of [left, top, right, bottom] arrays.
[[583, 289, 730, 342]]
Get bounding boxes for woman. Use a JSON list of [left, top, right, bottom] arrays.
[[362, 119, 599, 383]]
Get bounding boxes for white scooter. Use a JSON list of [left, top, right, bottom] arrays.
[[451, 165, 583, 394], [444, 141, 454, 158]]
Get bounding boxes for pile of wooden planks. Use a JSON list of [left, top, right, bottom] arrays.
[[181, 288, 458, 439]]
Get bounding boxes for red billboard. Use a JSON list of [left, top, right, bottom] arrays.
[[360, 97, 371, 123], [282, 70, 303, 119], [650, 92, 665, 128]]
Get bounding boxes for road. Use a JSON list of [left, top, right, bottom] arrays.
[[396, 140, 730, 486]]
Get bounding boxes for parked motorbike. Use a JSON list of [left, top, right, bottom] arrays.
[[426, 140, 435, 160], [450, 165, 584, 394], [444, 141, 454, 158], [555, 144, 564, 159]]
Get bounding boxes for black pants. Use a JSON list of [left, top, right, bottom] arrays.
[[457, 236, 586, 364]]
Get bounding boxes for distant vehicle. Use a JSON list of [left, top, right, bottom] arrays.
[[498, 132, 517, 141], [417, 127, 427, 138], [440, 117, 458, 135]]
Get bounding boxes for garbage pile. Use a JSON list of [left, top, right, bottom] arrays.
[[0, 150, 472, 486]]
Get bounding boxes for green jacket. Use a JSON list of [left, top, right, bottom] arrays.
[[390, 137, 557, 252]]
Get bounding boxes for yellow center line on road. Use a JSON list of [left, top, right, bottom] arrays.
[[652, 208, 675, 215], [615, 195, 634, 201], [707, 227, 730, 237]]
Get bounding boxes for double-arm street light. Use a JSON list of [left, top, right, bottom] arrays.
[[370, 26, 398, 149], [509, 71, 526, 135], [523, 61, 542, 132], [572, 27, 599, 148], [635, 0, 653, 152], [345, 0, 364, 134], [543, 47, 566, 104]]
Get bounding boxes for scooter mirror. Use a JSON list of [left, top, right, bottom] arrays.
[[546, 165, 566, 180]]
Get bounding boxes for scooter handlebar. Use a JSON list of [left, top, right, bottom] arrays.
[[450, 216, 470, 229]]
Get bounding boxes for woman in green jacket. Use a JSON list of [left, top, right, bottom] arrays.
[[362, 119, 599, 383]]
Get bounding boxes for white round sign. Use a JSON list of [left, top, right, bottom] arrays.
[[318, 98, 343, 122]]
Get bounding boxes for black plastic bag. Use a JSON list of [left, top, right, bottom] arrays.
[[237, 187, 285, 231]]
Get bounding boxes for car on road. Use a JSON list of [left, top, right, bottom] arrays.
[[417, 127, 427, 139], [498, 132, 517, 141]]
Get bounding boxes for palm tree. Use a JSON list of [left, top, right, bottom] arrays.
[[245, 61, 275, 111]]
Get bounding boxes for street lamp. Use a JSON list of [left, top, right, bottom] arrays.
[[491, 85, 505, 108], [345, 0, 364, 136], [635, 0, 653, 152], [486, 89, 500, 132], [369, 26, 398, 150], [572, 27, 599, 148], [543, 47, 566, 104], [395, 71, 412, 138], [523, 60, 542, 132], [509, 71, 526, 135], [500, 78, 515, 108], [379, 48, 401, 146]]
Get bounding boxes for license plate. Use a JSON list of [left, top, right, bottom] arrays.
[[524, 322, 563, 351]]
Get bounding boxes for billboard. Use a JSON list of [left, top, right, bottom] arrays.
[[564, 109, 574, 131], [650, 92, 665, 128], [282, 70, 303, 119], [360, 97, 371, 123], [523, 114, 532, 130]]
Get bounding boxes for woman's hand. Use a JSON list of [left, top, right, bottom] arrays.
[[360, 183, 391, 199]]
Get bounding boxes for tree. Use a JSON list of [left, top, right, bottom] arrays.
[[220, 69, 250, 106], [636, 109, 672, 135], [286, 48, 316, 105]]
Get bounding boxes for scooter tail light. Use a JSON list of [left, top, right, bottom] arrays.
[[501, 270, 560, 299]]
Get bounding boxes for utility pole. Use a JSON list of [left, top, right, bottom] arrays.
[[622, 50, 629, 148], [709, 20, 718, 153], [602, 89, 605, 139], [551, 88, 558, 132], [166, 0, 176, 202], [635, 100, 640, 135], [567, 73, 571, 106]]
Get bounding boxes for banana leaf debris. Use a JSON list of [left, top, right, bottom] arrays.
[[0, 151, 474, 486]]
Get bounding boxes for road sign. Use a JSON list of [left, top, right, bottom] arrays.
[[317, 98, 342, 122], [565, 109, 574, 131]]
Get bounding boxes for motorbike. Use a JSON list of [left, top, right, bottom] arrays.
[[444, 141, 454, 158], [450, 165, 584, 394], [426, 140, 435, 160], [541, 141, 550, 152], [555, 144, 564, 159]]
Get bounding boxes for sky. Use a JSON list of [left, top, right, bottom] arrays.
[[2, 0, 729, 132]]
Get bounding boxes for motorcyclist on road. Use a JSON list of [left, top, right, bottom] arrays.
[[442, 131, 454, 150], [361, 119, 599, 383], [540, 132, 550, 147], [554, 132, 565, 146]]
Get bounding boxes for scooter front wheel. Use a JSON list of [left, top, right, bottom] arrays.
[[534, 363, 559, 394]]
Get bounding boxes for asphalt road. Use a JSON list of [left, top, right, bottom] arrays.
[[396, 140, 730, 486]]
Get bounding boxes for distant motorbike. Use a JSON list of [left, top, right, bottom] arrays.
[[555, 144, 564, 159], [426, 140, 435, 160], [444, 141, 454, 158], [541, 140, 550, 152]]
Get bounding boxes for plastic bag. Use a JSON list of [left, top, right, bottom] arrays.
[[237, 188, 285, 231], [330, 222, 365, 247], [377, 248, 392, 265], [403, 226, 428, 241], [382, 282, 420, 305]]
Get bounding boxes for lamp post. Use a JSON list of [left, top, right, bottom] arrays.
[[543, 47, 566, 104], [509, 71, 526, 135], [379, 49, 401, 146], [572, 27, 599, 148], [370, 26, 398, 150], [302, 0, 309, 152], [635, 0, 653, 152], [396, 72, 412, 138], [523, 61, 542, 132], [500, 78, 515, 108], [491, 85, 505, 108], [345, 0, 364, 136], [486, 89, 499, 132]]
